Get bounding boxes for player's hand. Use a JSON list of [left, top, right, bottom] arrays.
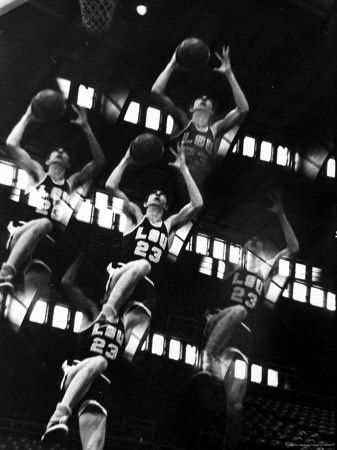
[[25, 104, 43, 122], [168, 141, 187, 171], [213, 45, 232, 76], [70, 105, 89, 128], [124, 144, 141, 165], [265, 189, 284, 215]]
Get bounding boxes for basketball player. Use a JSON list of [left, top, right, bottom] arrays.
[[152, 45, 249, 188], [200, 190, 299, 450], [41, 313, 125, 449], [101, 140, 203, 360], [0, 103, 105, 304]]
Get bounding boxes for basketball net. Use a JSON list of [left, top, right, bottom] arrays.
[[79, 0, 118, 34]]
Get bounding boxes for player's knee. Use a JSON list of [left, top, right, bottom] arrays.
[[90, 356, 108, 375], [133, 259, 151, 278], [232, 305, 247, 321], [35, 218, 53, 236]]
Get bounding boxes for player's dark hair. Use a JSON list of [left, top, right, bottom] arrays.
[[144, 187, 170, 206], [46, 147, 72, 162], [190, 94, 214, 110]]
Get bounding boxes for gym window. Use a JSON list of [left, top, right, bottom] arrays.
[[279, 259, 290, 277], [145, 107, 161, 130], [326, 158, 335, 178], [234, 359, 247, 380], [229, 245, 241, 264], [311, 267, 322, 283], [52, 304, 69, 329], [16, 169, 29, 190], [76, 198, 93, 223], [212, 239, 226, 260], [327, 292, 336, 311], [168, 339, 181, 361], [0, 162, 15, 186], [260, 140, 272, 162], [195, 234, 209, 255], [309, 287, 324, 308], [295, 263, 306, 280], [292, 282, 307, 303], [77, 85, 94, 109], [30, 300, 48, 324], [169, 236, 185, 258], [276, 146, 289, 166], [166, 115, 174, 134], [242, 136, 255, 157], [151, 333, 165, 356], [73, 312, 84, 333], [217, 260, 226, 279], [251, 364, 262, 383], [199, 256, 213, 276], [267, 369, 279, 387], [57, 77, 71, 99], [124, 101, 140, 124], [97, 208, 113, 229], [185, 344, 197, 365]]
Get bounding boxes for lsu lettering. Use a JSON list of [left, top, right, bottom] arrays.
[[230, 271, 264, 310], [134, 225, 168, 264], [90, 322, 124, 361]]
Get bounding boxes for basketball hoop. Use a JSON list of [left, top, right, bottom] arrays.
[[79, 0, 118, 34]]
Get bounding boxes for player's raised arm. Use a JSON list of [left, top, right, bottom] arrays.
[[105, 147, 142, 223], [6, 105, 45, 183], [211, 46, 249, 138], [68, 106, 105, 191], [265, 189, 299, 272], [151, 51, 189, 130], [165, 143, 203, 233]]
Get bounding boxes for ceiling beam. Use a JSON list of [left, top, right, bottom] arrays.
[[0, 0, 29, 16]]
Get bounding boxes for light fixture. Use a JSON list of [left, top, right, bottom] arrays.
[[136, 5, 147, 15]]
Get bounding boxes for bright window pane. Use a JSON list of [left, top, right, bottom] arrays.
[[327, 292, 336, 311], [169, 236, 184, 256], [145, 107, 161, 130], [76, 199, 93, 223], [295, 263, 306, 280], [232, 141, 239, 153], [16, 169, 29, 190], [234, 359, 247, 380], [168, 339, 181, 361], [124, 101, 140, 124], [118, 213, 127, 232], [283, 283, 290, 298], [199, 256, 213, 276], [195, 234, 209, 255], [95, 192, 108, 209], [242, 137, 255, 157], [57, 77, 71, 99], [0, 163, 14, 186], [141, 336, 149, 351], [310, 287, 324, 308], [217, 260, 226, 279], [52, 305, 69, 329], [267, 369, 278, 387], [112, 196, 124, 211], [77, 85, 94, 109], [311, 267, 322, 283], [166, 115, 174, 134], [279, 259, 290, 276], [229, 245, 241, 264], [97, 208, 113, 229], [251, 364, 262, 383], [260, 141, 272, 162], [327, 158, 335, 178], [74, 312, 83, 333], [293, 282, 307, 302], [185, 345, 197, 365], [151, 333, 164, 356], [276, 146, 288, 166], [213, 239, 226, 260], [30, 300, 47, 324]]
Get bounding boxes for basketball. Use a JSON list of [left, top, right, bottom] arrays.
[[31, 89, 66, 121], [130, 133, 164, 165], [176, 38, 210, 70]]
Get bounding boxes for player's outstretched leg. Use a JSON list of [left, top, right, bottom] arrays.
[[79, 407, 107, 450]]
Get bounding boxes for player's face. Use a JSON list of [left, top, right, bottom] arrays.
[[190, 97, 214, 127], [46, 148, 71, 168], [145, 190, 168, 210]]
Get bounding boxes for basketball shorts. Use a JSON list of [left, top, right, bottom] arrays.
[[104, 262, 157, 318]]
